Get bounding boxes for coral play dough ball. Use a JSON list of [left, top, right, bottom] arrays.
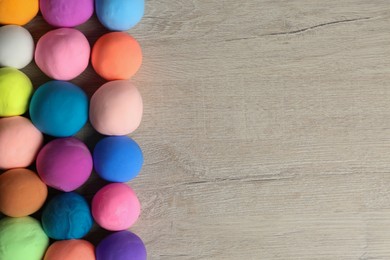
[[90, 80, 143, 135], [0, 25, 34, 69], [95, 0, 144, 31], [29, 81, 88, 137], [0, 67, 33, 117], [0, 217, 49, 260], [0, 116, 43, 169], [93, 136, 143, 182], [44, 240, 95, 260], [0, 0, 39, 25], [37, 137, 93, 192], [91, 32, 142, 80], [96, 231, 146, 260], [42, 192, 93, 240], [40, 0, 94, 27], [35, 28, 90, 80], [92, 183, 141, 231], [0, 169, 47, 217]]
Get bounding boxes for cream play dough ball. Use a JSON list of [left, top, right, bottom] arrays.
[[0, 67, 33, 117], [90, 80, 143, 135], [0, 116, 43, 170], [0, 25, 34, 69]]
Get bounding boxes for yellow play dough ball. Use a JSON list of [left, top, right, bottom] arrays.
[[0, 0, 39, 26], [0, 67, 33, 117]]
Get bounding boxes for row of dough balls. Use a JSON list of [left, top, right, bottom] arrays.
[[0, 25, 142, 81], [0, 0, 143, 30]]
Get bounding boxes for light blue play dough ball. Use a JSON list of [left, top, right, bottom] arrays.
[[29, 81, 88, 137], [93, 136, 143, 183], [95, 0, 144, 31], [41, 192, 93, 240]]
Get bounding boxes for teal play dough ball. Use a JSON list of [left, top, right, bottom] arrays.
[[0, 216, 49, 260], [95, 0, 144, 31], [0, 67, 33, 117], [29, 81, 88, 137], [41, 192, 93, 240]]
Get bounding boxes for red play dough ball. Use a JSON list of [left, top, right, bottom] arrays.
[[91, 32, 142, 80]]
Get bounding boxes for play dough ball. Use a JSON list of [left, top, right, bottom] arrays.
[[35, 28, 90, 80], [94, 136, 143, 182], [0, 116, 43, 169], [44, 240, 95, 260], [0, 67, 33, 117], [0, 217, 49, 260], [92, 183, 141, 231], [90, 80, 143, 135], [37, 137, 93, 192], [42, 192, 93, 240], [30, 81, 88, 137], [0, 169, 47, 217], [40, 0, 94, 28], [0, 0, 39, 25], [91, 32, 142, 80], [95, 0, 144, 31], [96, 231, 146, 260], [0, 25, 34, 68]]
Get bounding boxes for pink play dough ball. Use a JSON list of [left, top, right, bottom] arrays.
[[89, 80, 143, 136], [35, 28, 90, 80], [36, 137, 93, 192], [0, 116, 43, 170], [92, 183, 141, 231]]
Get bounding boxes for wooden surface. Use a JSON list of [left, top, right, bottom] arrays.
[[23, 1, 390, 259]]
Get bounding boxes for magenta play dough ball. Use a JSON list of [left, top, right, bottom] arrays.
[[0, 116, 43, 170], [89, 80, 143, 136], [40, 0, 94, 27], [36, 137, 92, 192], [35, 28, 90, 80], [92, 183, 141, 231]]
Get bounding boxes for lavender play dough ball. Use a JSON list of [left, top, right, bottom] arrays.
[[40, 0, 94, 27], [96, 231, 146, 260], [36, 137, 92, 192]]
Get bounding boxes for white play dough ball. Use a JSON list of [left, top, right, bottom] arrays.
[[0, 25, 34, 69]]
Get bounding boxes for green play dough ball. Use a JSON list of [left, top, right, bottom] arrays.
[[0, 67, 33, 117], [0, 216, 49, 260]]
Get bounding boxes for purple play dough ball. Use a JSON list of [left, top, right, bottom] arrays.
[[40, 0, 94, 27], [36, 137, 93, 192], [96, 231, 146, 260]]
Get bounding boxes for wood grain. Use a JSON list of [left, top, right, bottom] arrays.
[[22, 0, 390, 259]]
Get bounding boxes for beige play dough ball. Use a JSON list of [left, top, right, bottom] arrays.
[[0, 67, 33, 117], [0, 116, 43, 169], [90, 80, 143, 135]]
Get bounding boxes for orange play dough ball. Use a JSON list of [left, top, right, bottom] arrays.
[[0, 0, 39, 25], [44, 240, 95, 260], [91, 32, 142, 80], [0, 168, 48, 217]]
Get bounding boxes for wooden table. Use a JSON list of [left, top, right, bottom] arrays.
[[25, 1, 390, 259]]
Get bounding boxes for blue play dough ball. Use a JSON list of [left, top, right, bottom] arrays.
[[29, 81, 88, 137], [93, 136, 143, 183], [41, 192, 93, 240], [95, 0, 144, 31]]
